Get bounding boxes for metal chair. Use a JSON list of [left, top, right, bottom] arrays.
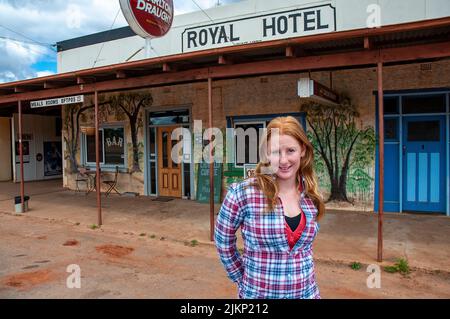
[[103, 166, 120, 196], [75, 167, 89, 194]]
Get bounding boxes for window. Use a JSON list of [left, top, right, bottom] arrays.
[[234, 122, 266, 167], [86, 131, 103, 163], [402, 95, 446, 114], [228, 114, 306, 168], [104, 127, 125, 165], [384, 118, 398, 141], [84, 127, 125, 166], [407, 121, 440, 142], [384, 97, 399, 115], [148, 127, 157, 195], [149, 109, 190, 125]]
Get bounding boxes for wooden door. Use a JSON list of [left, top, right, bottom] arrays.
[[157, 126, 182, 197]]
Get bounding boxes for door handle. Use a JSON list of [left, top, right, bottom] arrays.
[[402, 146, 406, 155]]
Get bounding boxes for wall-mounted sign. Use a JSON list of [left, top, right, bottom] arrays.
[[196, 162, 223, 204], [31, 95, 84, 109], [298, 78, 339, 105], [182, 4, 336, 53], [120, 0, 174, 39]]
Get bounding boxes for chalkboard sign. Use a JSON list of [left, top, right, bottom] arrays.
[[196, 162, 223, 203]]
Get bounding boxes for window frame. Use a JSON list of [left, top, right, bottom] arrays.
[[82, 124, 127, 170], [384, 117, 399, 142], [402, 94, 446, 115], [84, 129, 105, 165], [233, 120, 267, 169]]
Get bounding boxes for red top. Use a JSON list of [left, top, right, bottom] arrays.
[[285, 211, 306, 250], [283, 181, 306, 250]]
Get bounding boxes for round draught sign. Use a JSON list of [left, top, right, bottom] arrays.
[[119, 0, 174, 39]]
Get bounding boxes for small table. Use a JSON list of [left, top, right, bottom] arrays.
[[84, 170, 102, 195]]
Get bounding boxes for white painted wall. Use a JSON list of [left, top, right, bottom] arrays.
[[12, 114, 62, 182], [0, 117, 12, 181], [58, 0, 450, 73]]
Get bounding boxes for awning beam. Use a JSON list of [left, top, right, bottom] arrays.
[[1, 41, 449, 106]]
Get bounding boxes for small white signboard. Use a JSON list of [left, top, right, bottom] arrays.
[[298, 78, 339, 106], [30, 95, 84, 109]]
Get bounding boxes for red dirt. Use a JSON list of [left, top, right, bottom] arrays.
[[95, 245, 134, 258], [328, 287, 375, 299], [37, 236, 47, 240], [3, 270, 53, 289], [63, 239, 79, 246]]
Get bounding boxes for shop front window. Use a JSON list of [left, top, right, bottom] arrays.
[[104, 127, 125, 165], [84, 127, 125, 166], [86, 131, 103, 163], [234, 122, 265, 167]]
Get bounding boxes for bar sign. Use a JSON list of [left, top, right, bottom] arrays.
[[31, 95, 84, 108]]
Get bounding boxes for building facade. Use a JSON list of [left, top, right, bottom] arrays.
[[1, 0, 450, 216], [58, 62, 450, 215]]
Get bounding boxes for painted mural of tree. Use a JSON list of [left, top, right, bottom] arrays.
[[108, 92, 153, 173], [302, 96, 375, 203], [64, 100, 110, 173]]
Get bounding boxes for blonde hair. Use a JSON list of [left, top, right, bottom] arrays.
[[252, 116, 325, 220]]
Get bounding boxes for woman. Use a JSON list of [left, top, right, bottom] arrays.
[[215, 116, 325, 299]]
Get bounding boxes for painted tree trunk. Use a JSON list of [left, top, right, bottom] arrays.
[[130, 120, 141, 173], [328, 179, 349, 202]]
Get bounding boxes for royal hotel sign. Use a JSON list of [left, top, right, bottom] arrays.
[[181, 4, 336, 53]]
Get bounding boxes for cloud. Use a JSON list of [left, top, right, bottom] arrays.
[[0, 37, 54, 83], [0, 0, 242, 83], [36, 70, 55, 78]]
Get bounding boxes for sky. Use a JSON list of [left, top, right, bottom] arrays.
[[0, 0, 243, 84]]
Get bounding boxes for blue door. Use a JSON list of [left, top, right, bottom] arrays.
[[402, 116, 446, 213]]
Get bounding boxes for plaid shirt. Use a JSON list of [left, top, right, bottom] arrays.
[[215, 178, 321, 299]]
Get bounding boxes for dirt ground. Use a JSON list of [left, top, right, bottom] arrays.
[[1, 180, 450, 298], [1, 212, 449, 299]]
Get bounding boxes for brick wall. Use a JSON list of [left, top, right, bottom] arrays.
[[63, 59, 450, 210]]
